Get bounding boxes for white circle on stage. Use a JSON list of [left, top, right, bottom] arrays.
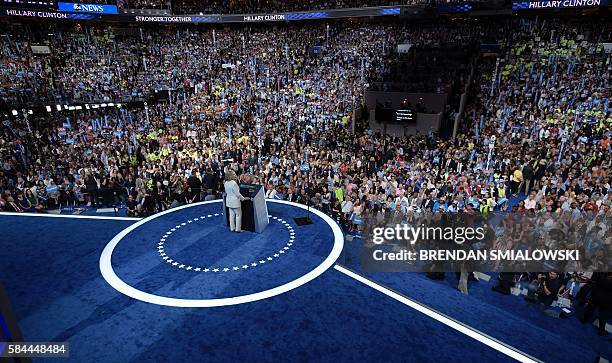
[[100, 199, 344, 308]]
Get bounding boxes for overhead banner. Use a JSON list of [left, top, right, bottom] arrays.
[[134, 15, 197, 22], [437, 4, 473, 12], [512, 0, 606, 10], [3, 9, 95, 19], [58, 2, 118, 14], [2, 5, 400, 23]]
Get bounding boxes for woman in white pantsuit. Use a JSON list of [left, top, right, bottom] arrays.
[[224, 170, 248, 232]]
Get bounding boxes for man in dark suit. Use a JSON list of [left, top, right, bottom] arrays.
[[140, 191, 156, 216], [582, 272, 612, 336], [421, 192, 434, 211], [187, 172, 202, 202], [203, 168, 218, 192]]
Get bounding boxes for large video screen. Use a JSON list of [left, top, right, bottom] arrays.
[[395, 109, 414, 123]]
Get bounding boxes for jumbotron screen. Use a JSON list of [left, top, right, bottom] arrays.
[[395, 108, 414, 123]]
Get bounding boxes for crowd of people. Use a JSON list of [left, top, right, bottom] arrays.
[[1, 23, 394, 107], [460, 18, 610, 233], [0, 19, 496, 107], [0, 22, 394, 212], [0, 17, 610, 335], [453, 17, 610, 333]]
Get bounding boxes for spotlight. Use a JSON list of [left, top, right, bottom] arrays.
[[46, 106, 52, 112], [11, 110, 18, 115]]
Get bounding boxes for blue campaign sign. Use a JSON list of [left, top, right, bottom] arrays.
[[58, 2, 119, 14], [512, 0, 606, 10]]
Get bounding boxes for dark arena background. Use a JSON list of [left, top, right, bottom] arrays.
[[0, 0, 611, 362]]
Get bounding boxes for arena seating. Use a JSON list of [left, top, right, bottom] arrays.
[[0, 14, 610, 356]]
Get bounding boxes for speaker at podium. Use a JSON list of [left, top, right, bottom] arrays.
[[223, 183, 269, 233]]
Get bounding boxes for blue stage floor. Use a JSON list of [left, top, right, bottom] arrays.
[[105, 200, 339, 305], [0, 201, 606, 362]]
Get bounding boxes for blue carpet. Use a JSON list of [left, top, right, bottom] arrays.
[[110, 201, 334, 300], [0, 212, 517, 362], [342, 237, 612, 363]]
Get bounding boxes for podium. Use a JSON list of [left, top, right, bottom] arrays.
[[223, 183, 269, 233]]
